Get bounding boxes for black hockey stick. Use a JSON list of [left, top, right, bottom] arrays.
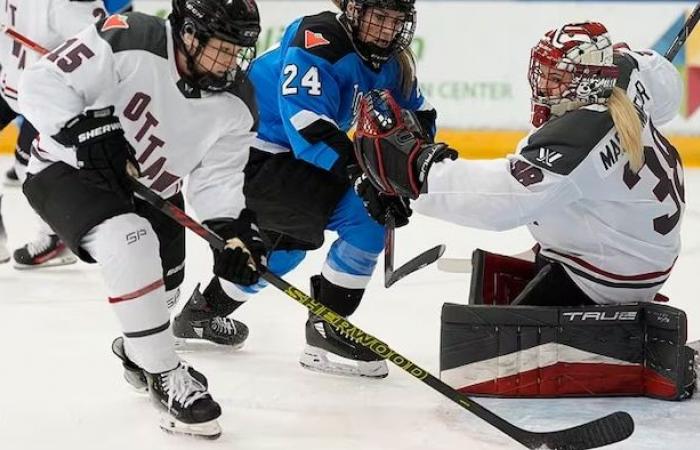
[[128, 177, 634, 449], [665, 2, 700, 62], [384, 212, 445, 288]]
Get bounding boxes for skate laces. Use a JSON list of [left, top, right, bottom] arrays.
[[211, 317, 235, 335], [163, 363, 208, 410], [26, 233, 55, 257]]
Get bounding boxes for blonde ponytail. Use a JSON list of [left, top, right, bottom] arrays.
[[608, 87, 644, 172]]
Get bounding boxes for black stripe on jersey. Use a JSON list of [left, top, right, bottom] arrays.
[[123, 320, 171, 338], [614, 53, 639, 90], [290, 12, 355, 64], [298, 118, 353, 166], [96, 12, 167, 58], [562, 263, 667, 289], [227, 76, 259, 132], [520, 109, 614, 176]]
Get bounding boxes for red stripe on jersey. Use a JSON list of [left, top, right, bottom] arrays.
[[546, 249, 675, 281], [108, 279, 164, 304]]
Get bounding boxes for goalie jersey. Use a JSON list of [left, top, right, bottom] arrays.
[[414, 49, 684, 304], [249, 11, 433, 172], [0, 0, 107, 111], [18, 12, 257, 222]]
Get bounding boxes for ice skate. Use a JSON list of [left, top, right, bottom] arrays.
[[146, 362, 222, 439], [13, 233, 77, 269], [173, 283, 249, 349], [112, 337, 209, 393], [111, 337, 148, 393], [299, 276, 388, 379]]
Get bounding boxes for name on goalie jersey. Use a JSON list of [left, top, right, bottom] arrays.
[[599, 132, 622, 171]]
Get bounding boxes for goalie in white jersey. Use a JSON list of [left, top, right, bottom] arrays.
[[18, 0, 264, 438], [0, 0, 114, 267], [353, 22, 695, 400], [354, 21, 684, 307]]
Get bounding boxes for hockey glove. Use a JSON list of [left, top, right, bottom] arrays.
[[354, 174, 412, 227], [205, 209, 268, 286], [353, 89, 458, 199], [53, 106, 140, 200]]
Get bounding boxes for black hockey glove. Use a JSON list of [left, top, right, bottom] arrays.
[[53, 106, 140, 200], [353, 90, 458, 199], [354, 174, 412, 227], [205, 209, 268, 286]]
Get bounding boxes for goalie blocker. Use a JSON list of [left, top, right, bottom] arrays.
[[440, 249, 696, 400]]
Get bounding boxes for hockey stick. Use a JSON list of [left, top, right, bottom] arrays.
[[1, 25, 49, 56], [128, 177, 634, 450], [384, 212, 445, 287], [665, 1, 700, 62]]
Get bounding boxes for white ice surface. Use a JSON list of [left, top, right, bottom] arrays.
[[1, 156, 699, 450]]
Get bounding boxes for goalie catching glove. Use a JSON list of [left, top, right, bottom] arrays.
[[353, 90, 457, 199], [53, 106, 140, 200], [205, 209, 268, 286]]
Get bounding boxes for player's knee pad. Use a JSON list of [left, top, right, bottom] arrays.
[[312, 274, 365, 317], [440, 302, 695, 400], [84, 213, 162, 289]]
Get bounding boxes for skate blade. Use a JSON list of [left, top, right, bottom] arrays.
[[13, 254, 78, 270], [299, 345, 389, 379], [174, 337, 245, 351], [159, 415, 221, 439]]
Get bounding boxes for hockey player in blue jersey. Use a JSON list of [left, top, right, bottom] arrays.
[[173, 0, 436, 378]]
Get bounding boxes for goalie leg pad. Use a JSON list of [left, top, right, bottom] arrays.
[[440, 302, 695, 400]]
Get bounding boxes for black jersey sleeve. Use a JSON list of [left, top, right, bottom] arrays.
[[519, 109, 614, 176]]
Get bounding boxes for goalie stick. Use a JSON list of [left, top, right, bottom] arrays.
[[384, 212, 445, 287], [128, 177, 634, 450], [437, 248, 536, 274]]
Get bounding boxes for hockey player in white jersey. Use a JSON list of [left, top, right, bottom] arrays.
[[18, 0, 263, 438], [0, 0, 113, 268], [354, 22, 695, 400]]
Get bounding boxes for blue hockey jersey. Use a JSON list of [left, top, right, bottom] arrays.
[[249, 11, 433, 173]]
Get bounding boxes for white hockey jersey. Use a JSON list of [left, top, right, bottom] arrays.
[[0, 0, 106, 111], [19, 12, 257, 222], [414, 50, 684, 304]]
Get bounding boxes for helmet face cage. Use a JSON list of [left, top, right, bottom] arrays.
[[171, 0, 260, 91], [528, 22, 619, 126], [344, 0, 416, 68]]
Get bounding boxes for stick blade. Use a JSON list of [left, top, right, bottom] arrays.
[[519, 411, 634, 450], [386, 244, 446, 287]]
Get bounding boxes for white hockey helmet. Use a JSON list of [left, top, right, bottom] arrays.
[[528, 21, 619, 127]]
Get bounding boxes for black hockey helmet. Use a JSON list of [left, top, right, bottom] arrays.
[[170, 0, 261, 91], [339, 0, 416, 68]]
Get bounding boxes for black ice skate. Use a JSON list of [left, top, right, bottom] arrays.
[[112, 336, 209, 393], [299, 276, 388, 379], [112, 337, 148, 393], [2, 166, 20, 187], [172, 283, 249, 349], [13, 233, 77, 269], [146, 362, 222, 439]]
